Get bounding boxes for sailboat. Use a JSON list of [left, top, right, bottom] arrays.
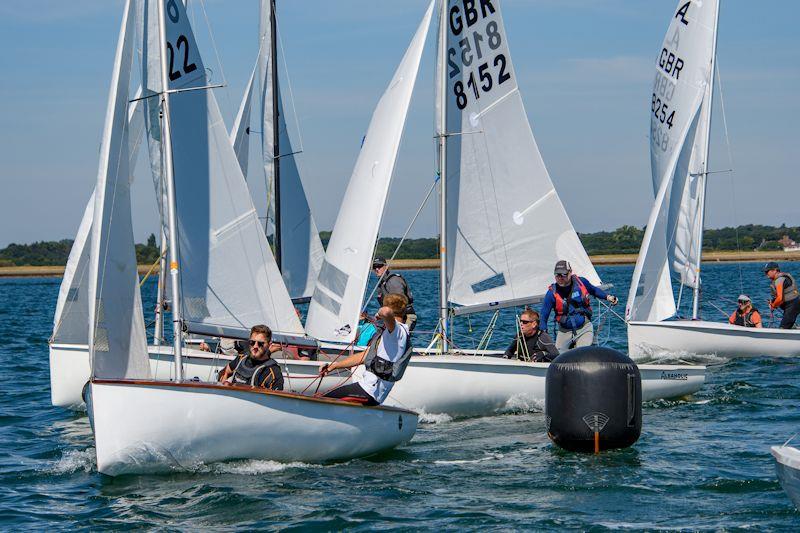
[[49, 0, 329, 408], [772, 437, 800, 509], [625, 0, 800, 359], [299, 0, 706, 418], [84, 0, 416, 476]]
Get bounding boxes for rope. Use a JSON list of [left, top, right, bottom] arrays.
[[361, 179, 437, 312], [299, 339, 358, 396], [139, 249, 167, 287]]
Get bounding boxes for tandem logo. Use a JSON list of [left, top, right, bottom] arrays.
[[660, 371, 688, 381], [449, 0, 496, 35]]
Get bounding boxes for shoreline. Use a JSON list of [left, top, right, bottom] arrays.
[[3, 251, 800, 277]]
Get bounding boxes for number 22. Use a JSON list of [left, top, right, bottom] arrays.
[[167, 35, 197, 82]]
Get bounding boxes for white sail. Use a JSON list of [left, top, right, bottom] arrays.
[[627, 0, 718, 322], [651, 0, 718, 290], [88, 0, 151, 380], [305, 1, 434, 343], [53, 96, 146, 347], [229, 0, 324, 301], [441, 0, 599, 312], [143, 0, 303, 336]]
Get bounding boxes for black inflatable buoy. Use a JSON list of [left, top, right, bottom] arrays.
[[545, 346, 642, 453]]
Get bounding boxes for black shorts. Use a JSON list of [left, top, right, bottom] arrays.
[[323, 382, 378, 406]]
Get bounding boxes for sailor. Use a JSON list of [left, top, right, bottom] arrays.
[[503, 309, 559, 362], [217, 324, 284, 390], [320, 293, 412, 406], [372, 257, 417, 332], [728, 294, 762, 328], [764, 262, 800, 329], [540, 260, 619, 351]]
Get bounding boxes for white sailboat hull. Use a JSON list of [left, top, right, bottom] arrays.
[[771, 445, 800, 509], [87, 380, 417, 476], [52, 344, 705, 415], [628, 320, 800, 360]]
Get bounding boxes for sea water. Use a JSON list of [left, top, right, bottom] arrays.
[[0, 262, 798, 530]]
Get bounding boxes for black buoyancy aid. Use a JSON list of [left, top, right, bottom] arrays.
[[550, 275, 592, 328], [733, 306, 759, 327], [363, 324, 413, 383], [771, 272, 799, 306], [231, 357, 283, 390]]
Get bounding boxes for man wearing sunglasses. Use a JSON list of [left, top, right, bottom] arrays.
[[728, 294, 762, 328], [503, 309, 559, 362], [541, 260, 618, 351], [217, 324, 284, 390], [372, 257, 417, 332]]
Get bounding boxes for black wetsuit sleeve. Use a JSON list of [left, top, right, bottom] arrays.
[[504, 337, 518, 358], [538, 331, 559, 359], [221, 356, 241, 379]]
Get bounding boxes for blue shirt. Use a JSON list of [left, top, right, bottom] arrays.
[[540, 276, 608, 331], [356, 320, 378, 346]]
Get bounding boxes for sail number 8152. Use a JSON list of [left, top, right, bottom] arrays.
[[449, 20, 510, 110]]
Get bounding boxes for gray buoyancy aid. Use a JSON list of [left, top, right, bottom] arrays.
[[771, 272, 799, 307], [363, 324, 413, 383], [377, 272, 415, 314]]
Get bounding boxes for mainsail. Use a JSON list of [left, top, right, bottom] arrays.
[[229, 0, 324, 301], [627, 0, 718, 323], [88, 0, 151, 379], [305, 1, 434, 343], [439, 0, 600, 315], [142, 0, 303, 337]]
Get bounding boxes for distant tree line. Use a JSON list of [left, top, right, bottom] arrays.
[[2, 225, 799, 266]]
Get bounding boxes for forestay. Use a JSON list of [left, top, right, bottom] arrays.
[[440, 0, 600, 313], [627, 0, 718, 322], [88, 0, 151, 379], [143, 0, 303, 336], [305, 1, 434, 343], [230, 0, 324, 301]]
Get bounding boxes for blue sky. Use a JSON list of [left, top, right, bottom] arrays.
[[0, 0, 798, 247]]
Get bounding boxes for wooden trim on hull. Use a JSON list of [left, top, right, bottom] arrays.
[[90, 379, 417, 416]]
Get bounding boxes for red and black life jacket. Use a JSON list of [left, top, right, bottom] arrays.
[[549, 275, 592, 327]]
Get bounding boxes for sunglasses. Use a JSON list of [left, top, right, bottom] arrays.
[[520, 319, 537, 324], [738, 300, 750, 305], [249, 340, 267, 347], [554, 273, 568, 278]]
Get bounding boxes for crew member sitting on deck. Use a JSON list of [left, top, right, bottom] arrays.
[[541, 260, 618, 351], [503, 309, 559, 362], [217, 324, 284, 390], [319, 294, 412, 406], [765, 262, 800, 329], [728, 294, 762, 328]]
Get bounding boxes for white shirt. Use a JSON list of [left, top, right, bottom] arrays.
[[357, 321, 409, 404]]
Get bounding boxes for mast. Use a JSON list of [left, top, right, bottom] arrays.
[[436, 0, 448, 353], [691, 0, 720, 320], [157, 0, 184, 381], [270, 0, 282, 271], [153, 224, 167, 346]]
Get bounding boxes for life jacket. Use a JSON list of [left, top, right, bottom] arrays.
[[732, 306, 760, 327], [771, 272, 799, 306], [377, 272, 415, 312], [550, 275, 592, 329], [230, 357, 284, 390], [363, 323, 413, 383]]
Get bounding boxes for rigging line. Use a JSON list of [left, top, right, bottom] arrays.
[[196, 0, 234, 120], [275, 10, 305, 154], [361, 178, 438, 312], [714, 59, 744, 294]]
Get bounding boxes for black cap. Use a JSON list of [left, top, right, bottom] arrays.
[[554, 260, 572, 275], [763, 261, 780, 272], [372, 257, 387, 269]]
